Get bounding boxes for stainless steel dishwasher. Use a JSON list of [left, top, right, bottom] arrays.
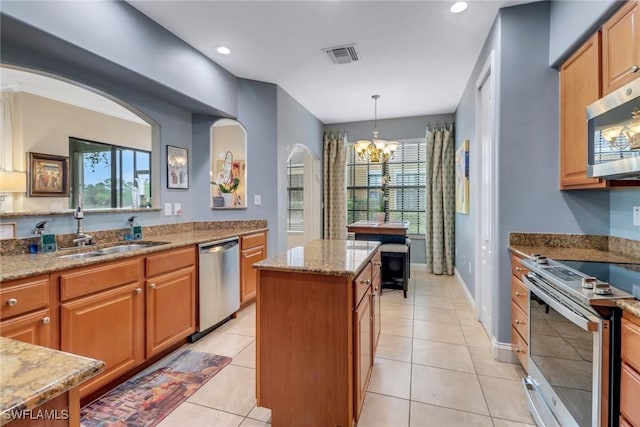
[[190, 237, 240, 342]]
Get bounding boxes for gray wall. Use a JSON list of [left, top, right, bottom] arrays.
[[548, 0, 622, 67], [276, 87, 324, 254], [1, 1, 237, 116], [325, 113, 455, 264], [0, 4, 321, 257], [456, 2, 612, 344], [610, 190, 640, 239]]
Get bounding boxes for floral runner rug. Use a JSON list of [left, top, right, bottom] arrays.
[[80, 349, 231, 427]]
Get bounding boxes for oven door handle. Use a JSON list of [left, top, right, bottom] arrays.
[[523, 274, 599, 332]]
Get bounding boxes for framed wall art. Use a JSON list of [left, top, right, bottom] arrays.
[[455, 139, 469, 214], [167, 145, 189, 189], [28, 152, 69, 197]]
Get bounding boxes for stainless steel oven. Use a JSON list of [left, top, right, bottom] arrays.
[[519, 256, 636, 427]]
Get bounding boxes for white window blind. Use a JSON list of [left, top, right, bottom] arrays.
[[346, 139, 426, 235]]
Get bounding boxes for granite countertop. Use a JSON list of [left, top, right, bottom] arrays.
[[0, 337, 105, 425], [0, 227, 268, 282], [618, 299, 640, 318], [253, 239, 380, 277]]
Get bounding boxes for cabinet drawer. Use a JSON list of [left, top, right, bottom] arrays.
[[512, 326, 528, 372], [622, 315, 640, 372], [0, 308, 51, 347], [511, 301, 528, 343], [146, 246, 195, 277], [241, 232, 266, 249], [1, 275, 49, 320], [354, 263, 372, 308], [511, 277, 528, 313], [510, 254, 529, 279], [60, 258, 143, 301], [620, 362, 640, 424]]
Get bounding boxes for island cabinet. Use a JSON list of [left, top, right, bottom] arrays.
[[620, 310, 640, 426], [240, 231, 267, 305], [510, 253, 530, 371], [145, 246, 196, 357], [602, 0, 640, 95], [0, 274, 52, 348], [56, 257, 146, 398], [255, 240, 380, 427]]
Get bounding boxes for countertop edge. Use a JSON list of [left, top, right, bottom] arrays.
[[508, 244, 640, 264], [0, 227, 269, 282]]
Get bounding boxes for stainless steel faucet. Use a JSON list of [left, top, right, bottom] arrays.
[[73, 200, 92, 246]]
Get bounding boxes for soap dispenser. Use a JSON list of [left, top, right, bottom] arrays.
[[127, 216, 142, 241], [33, 220, 57, 253]]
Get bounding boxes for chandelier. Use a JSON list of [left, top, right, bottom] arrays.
[[354, 95, 398, 163]]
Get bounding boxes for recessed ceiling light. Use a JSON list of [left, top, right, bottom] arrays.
[[450, 2, 468, 13], [217, 46, 231, 55]]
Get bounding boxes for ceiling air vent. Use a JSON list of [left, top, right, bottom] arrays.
[[323, 44, 359, 64]]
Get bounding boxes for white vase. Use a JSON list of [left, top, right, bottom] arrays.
[[376, 212, 385, 224], [222, 193, 234, 207]]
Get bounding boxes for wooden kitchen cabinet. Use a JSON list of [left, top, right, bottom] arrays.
[[240, 231, 267, 305], [602, 0, 640, 94], [354, 289, 372, 419], [58, 258, 145, 398], [145, 247, 196, 358], [0, 274, 52, 348], [510, 253, 529, 371], [560, 33, 606, 190], [621, 311, 640, 426]]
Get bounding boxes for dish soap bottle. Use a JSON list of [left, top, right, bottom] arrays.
[[127, 216, 143, 241]]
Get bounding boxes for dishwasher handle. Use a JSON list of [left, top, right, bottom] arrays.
[[199, 238, 239, 253]]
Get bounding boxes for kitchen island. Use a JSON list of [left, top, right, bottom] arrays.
[[253, 239, 381, 427], [0, 337, 104, 426]]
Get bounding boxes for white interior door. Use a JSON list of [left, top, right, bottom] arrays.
[[474, 51, 496, 338]]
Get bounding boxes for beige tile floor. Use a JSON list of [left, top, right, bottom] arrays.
[[157, 265, 536, 427]]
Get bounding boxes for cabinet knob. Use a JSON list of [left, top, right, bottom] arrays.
[[514, 346, 521, 353], [515, 291, 522, 297], [6, 298, 17, 306], [515, 319, 524, 325], [150, 283, 156, 289], [135, 288, 142, 294], [515, 267, 523, 272], [373, 261, 382, 266], [361, 279, 371, 285], [631, 64, 639, 73], [41, 317, 50, 325]]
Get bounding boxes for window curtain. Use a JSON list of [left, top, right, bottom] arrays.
[[323, 131, 347, 240], [425, 124, 455, 275]]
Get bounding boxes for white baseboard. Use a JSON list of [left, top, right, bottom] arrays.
[[454, 268, 518, 363], [453, 268, 476, 313], [492, 337, 518, 363]]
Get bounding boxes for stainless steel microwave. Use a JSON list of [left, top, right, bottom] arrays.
[[586, 77, 640, 179]]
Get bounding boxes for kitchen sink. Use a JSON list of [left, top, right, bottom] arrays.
[[58, 242, 167, 259]]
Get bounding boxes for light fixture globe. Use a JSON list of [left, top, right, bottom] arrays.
[[354, 95, 398, 163]]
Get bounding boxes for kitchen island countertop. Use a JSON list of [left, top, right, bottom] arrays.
[[252, 239, 380, 276], [0, 337, 104, 425]]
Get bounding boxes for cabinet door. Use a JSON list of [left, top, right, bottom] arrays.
[[146, 266, 196, 357], [602, 0, 640, 94], [0, 308, 51, 347], [241, 245, 265, 303], [560, 33, 605, 189], [354, 294, 372, 420], [61, 283, 144, 397]]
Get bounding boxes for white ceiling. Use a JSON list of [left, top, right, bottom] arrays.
[[128, 0, 531, 124]]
